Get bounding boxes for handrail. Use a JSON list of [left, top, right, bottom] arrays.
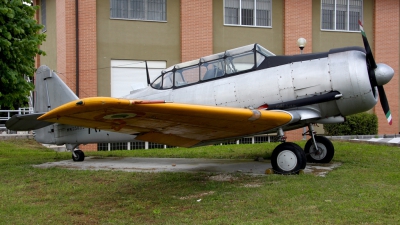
[[0, 108, 33, 121]]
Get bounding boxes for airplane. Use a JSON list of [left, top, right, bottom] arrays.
[[6, 21, 395, 174]]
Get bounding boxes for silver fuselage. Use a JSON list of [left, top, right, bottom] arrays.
[[32, 47, 378, 146], [126, 49, 376, 119]]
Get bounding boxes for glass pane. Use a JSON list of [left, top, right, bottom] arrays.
[[225, 0, 239, 24], [241, 0, 254, 25], [111, 0, 129, 18], [226, 51, 254, 74], [200, 60, 225, 80], [321, 0, 335, 29], [174, 72, 185, 87], [147, 0, 166, 21], [130, 0, 144, 19], [256, 44, 275, 56], [151, 75, 162, 89], [256, 52, 266, 67], [175, 66, 199, 87], [162, 72, 173, 89], [256, 0, 271, 26], [336, 0, 347, 30], [349, 0, 362, 31]]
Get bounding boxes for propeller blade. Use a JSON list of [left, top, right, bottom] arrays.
[[377, 86, 392, 125], [358, 20, 377, 69]]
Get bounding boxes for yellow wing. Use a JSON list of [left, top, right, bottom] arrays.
[[38, 97, 293, 147]]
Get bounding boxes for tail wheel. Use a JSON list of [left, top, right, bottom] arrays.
[[72, 150, 85, 162], [271, 142, 306, 175], [304, 136, 334, 163]]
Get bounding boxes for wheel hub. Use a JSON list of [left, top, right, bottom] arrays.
[[276, 150, 297, 171], [310, 143, 327, 160]]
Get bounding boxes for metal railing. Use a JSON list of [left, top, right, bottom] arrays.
[[0, 107, 33, 133], [97, 134, 280, 151], [0, 107, 33, 121]]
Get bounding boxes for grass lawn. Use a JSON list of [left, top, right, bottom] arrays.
[[1, 139, 400, 224]]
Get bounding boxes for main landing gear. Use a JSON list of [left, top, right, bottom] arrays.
[[303, 124, 335, 163], [270, 125, 334, 174], [66, 144, 85, 162]]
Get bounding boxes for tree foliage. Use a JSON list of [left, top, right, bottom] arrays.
[[324, 112, 378, 136], [0, 0, 46, 109]]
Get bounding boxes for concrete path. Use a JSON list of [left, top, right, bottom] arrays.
[[34, 157, 340, 177], [334, 137, 400, 146]]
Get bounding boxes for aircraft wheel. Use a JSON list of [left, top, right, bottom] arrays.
[[305, 136, 334, 163], [72, 150, 85, 162], [271, 142, 306, 175]]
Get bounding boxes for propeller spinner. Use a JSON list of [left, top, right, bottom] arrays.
[[359, 20, 394, 125]]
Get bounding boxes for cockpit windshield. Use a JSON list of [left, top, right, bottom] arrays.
[[151, 43, 275, 89]]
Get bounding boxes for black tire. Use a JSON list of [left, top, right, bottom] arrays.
[[72, 150, 85, 162], [271, 142, 306, 175], [304, 136, 334, 163]]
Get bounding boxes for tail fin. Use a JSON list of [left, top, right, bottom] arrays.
[[6, 66, 78, 144], [34, 65, 78, 113], [33, 65, 79, 144]]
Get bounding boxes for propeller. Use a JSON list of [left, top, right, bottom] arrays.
[[359, 20, 393, 125]]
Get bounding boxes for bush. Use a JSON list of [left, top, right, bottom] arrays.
[[324, 112, 378, 136]]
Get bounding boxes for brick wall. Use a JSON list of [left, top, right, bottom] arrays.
[[77, 0, 97, 99], [374, 0, 400, 135], [76, 0, 97, 151], [284, 0, 313, 141], [180, 0, 213, 62], [55, 0, 98, 151], [56, 0, 77, 90]]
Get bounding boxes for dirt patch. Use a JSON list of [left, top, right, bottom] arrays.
[[242, 183, 262, 188], [209, 174, 238, 182], [179, 191, 215, 200]]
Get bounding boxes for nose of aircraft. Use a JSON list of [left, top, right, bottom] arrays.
[[374, 63, 394, 86]]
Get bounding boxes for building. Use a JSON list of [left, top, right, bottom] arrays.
[[33, 0, 399, 150]]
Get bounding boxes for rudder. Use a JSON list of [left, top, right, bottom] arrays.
[[34, 65, 78, 144], [34, 65, 78, 113]]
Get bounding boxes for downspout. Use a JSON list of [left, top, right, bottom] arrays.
[[75, 0, 79, 97]]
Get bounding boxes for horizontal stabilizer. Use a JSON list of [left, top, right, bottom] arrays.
[[5, 113, 54, 131]]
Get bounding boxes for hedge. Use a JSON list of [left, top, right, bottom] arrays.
[[323, 112, 378, 136]]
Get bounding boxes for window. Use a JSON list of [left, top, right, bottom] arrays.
[[41, 0, 46, 32], [224, 0, 271, 27], [321, 0, 362, 31], [110, 0, 166, 21]]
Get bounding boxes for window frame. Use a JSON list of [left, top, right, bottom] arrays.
[[224, 0, 272, 28], [320, 0, 363, 32], [110, 0, 167, 22]]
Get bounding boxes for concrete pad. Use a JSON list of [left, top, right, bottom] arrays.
[[367, 138, 384, 142], [388, 138, 400, 143], [33, 157, 340, 176]]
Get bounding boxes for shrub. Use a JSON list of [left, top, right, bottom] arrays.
[[324, 112, 378, 136]]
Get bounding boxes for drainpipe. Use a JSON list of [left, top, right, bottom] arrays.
[[75, 0, 79, 97]]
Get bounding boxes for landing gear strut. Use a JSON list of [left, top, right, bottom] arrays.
[[66, 144, 85, 162], [303, 124, 334, 163]]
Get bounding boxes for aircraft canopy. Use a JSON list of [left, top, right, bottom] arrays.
[[151, 44, 275, 89]]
